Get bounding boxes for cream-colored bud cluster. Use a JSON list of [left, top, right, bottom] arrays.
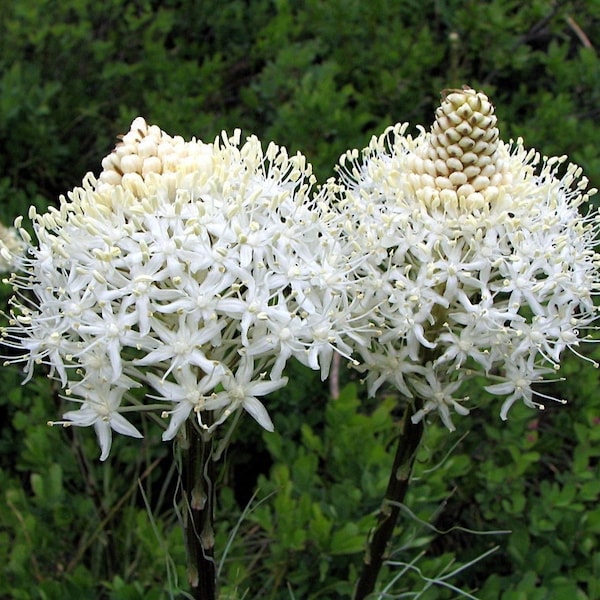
[[98, 117, 211, 187], [407, 87, 511, 210]]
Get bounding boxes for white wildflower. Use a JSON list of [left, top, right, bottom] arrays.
[[1, 119, 362, 459], [332, 86, 600, 428], [55, 382, 143, 461]]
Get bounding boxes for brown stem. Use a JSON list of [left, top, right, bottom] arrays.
[[353, 402, 424, 600], [183, 419, 217, 600]]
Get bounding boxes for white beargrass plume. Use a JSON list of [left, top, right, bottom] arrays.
[[1, 118, 362, 460], [332, 86, 600, 430]]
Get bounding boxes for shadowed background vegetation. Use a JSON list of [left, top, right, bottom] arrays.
[[1, 1, 600, 598]]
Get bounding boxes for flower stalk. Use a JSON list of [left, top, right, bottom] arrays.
[[354, 400, 424, 600], [182, 419, 217, 600]]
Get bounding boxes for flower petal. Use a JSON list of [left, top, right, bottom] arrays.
[[243, 396, 274, 432]]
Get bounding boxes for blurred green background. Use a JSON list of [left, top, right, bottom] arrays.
[[1, 1, 600, 598]]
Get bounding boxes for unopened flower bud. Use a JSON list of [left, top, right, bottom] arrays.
[[408, 87, 511, 210]]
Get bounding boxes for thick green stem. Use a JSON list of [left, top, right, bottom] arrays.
[[353, 402, 424, 600], [183, 420, 217, 600]]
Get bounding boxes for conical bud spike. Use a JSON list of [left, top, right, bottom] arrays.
[[407, 86, 510, 211]]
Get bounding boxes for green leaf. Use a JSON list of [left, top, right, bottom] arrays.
[[330, 523, 364, 555]]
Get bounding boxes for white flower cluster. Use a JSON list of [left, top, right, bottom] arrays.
[[333, 87, 600, 429], [2, 118, 360, 459], [3, 88, 599, 454]]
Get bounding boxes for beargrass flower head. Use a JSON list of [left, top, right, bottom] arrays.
[[333, 86, 600, 430], [2, 117, 360, 459]]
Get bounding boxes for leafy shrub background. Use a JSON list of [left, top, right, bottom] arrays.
[[1, 0, 600, 598]]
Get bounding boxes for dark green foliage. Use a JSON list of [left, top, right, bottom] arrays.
[[2, 0, 600, 598]]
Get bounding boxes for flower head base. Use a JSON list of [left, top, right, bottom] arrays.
[[334, 86, 600, 429], [2, 118, 360, 459]]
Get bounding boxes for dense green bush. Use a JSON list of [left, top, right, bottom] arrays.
[[1, 0, 600, 598]]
